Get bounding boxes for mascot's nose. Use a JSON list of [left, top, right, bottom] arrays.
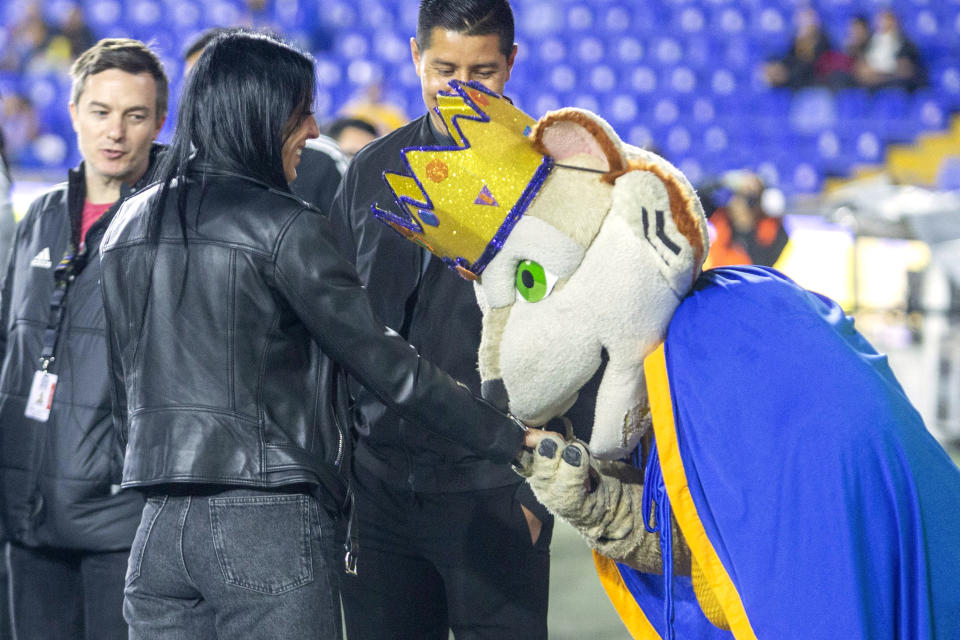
[[481, 378, 509, 412]]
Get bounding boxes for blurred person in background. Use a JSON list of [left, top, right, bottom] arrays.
[[0, 38, 167, 640], [338, 83, 409, 134], [0, 3, 54, 72], [818, 14, 871, 89], [855, 8, 927, 92], [99, 31, 531, 639], [54, 5, 96, 61], [0, 2, 92, 75], [329, 1, 559, 638], [183, 27, 347, 212], [700, 170, 789, 269], [0, 94, 40, 161], [325, 116, 378, 159], [763, 7, 833, 89]]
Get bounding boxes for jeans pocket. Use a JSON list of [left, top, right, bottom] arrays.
[[209, 494, 314, 595], [126, 496, 167, 586]]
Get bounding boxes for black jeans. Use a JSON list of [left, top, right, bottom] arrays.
[[340, 474, 552, 640], [124, 489, 341, 640], [7, 541, 128, 640]]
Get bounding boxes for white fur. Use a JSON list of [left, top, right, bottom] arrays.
[[497, 208, 682, 458], [480, 216, 585, 309], [476, 109, 704, 458]]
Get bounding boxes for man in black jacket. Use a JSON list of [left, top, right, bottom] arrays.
[[0, 39, 167, 640], [329, 2, 555, 638]]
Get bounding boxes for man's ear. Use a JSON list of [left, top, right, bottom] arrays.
[[410, 37, 421, 72], [530, 108, 627, 173], [154, 114, 166, 139], [505, 42, 518, 78], [68, 102, 79, 133]]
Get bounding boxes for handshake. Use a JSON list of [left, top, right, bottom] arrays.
[[517, 428, 690, 576]]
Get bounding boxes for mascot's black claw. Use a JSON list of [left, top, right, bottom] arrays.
[[562, 445, 582, 467], [538, 439, 558, 459]]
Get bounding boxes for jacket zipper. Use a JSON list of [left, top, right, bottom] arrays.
[[334, 422, 344, 467], [398, 249, 431, 491]]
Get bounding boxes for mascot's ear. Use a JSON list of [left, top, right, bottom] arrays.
[[531, 108, 628, 173]]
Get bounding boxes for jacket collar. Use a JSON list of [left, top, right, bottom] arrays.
[[66, 143, 164, 258]]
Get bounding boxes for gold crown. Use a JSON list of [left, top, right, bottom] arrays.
[[373, 81, 553, 280]]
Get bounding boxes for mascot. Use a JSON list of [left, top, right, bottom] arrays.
[[373, 80, 960, 639]]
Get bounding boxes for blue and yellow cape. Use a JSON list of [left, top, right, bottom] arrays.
[[597, 266, 960, 639]]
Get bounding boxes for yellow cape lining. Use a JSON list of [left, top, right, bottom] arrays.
[[644, 343, 757, 639], [593, 550, 661, 639]]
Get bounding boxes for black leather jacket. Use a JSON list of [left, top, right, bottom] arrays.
[[100, 168, 524, 506]]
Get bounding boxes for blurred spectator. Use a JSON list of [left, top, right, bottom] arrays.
[[325, 116, 378, 159], [763, 8, 833, 89], [55, 6, 96, 61], [340, 84, 409, 134], [854, 9, 927, 92], [1, 3, 94, 75], [0, 94, 40, 161], [0, 3, 55, 72], [818, 14, 871, 89], [701, 170, 789, 268], [182, 27, 235, 72]]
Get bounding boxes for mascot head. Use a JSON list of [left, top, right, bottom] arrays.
[[377, 81, 709, 459]]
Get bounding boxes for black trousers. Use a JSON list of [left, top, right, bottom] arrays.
[[7, 542, 128, 640], [339, 472, 552, 640]]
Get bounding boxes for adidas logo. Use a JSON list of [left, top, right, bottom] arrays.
[[30, 248, 52, 269]]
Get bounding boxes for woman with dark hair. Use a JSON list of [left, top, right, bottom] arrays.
[[99, 32, 529, 639]]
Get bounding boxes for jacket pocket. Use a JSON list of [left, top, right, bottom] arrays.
[[209, 493, 314, 594]]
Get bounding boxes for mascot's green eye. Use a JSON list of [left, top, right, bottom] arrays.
[[515, 260, 558, 303]]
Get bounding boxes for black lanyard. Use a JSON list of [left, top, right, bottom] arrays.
[[39, 247, 80, 373]]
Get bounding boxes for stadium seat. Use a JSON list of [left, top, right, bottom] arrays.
[[5, 0, 960, 187]]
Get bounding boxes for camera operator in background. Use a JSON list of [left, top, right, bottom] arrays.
[[701, 170, 789, 269]]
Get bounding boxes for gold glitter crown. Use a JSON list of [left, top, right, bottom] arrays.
[[373, 80, 553, 280]]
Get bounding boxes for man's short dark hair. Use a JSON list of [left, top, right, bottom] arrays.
[[416, 0, 514, 58], [326, 117, 378, 141], [183, 27, 237, 62], [70, 38, 169, 120]]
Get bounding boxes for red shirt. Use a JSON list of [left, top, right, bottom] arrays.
[[81, 200, 113, 247]]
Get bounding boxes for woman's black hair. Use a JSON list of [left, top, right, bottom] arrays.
[[138, 30, 314, 323], [148, 30, 315, 246]]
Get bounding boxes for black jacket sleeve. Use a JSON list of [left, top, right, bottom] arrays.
[[290, 141, 346, 214], [273, 207, 525, 465]]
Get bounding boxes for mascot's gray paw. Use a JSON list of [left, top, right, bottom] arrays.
[[523, 432, 690, 575], [524, 433, 602, 522]]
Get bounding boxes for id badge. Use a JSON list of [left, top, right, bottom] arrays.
[[25, 370, 58, 422]]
